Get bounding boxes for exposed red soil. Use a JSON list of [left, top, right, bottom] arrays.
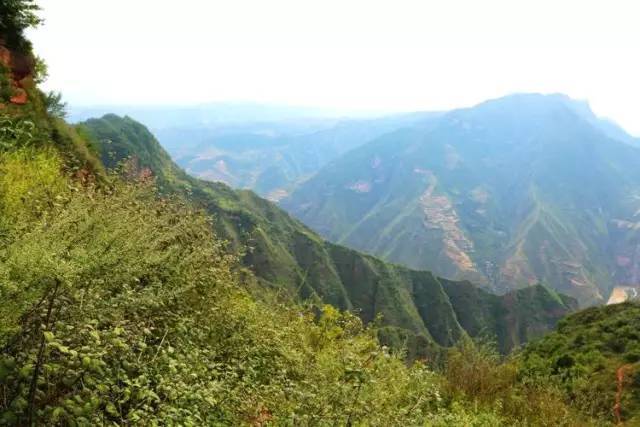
[[0, 44, 33, 105], [9, 88, 27, 104], [614, 364, 634, 425]]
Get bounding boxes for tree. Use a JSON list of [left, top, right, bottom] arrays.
[[0, 0, 42, 51], [43, 91, 67, 118]]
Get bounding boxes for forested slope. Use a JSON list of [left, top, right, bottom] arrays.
[[283, 94, 640, 306], [80, 114, 576, 354], [0, 3, 607, 424]]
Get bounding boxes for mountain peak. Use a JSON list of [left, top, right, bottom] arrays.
[[471, 93, 589, 116], [452, 93, 637, 145]]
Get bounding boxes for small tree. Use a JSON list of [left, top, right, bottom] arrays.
[[43, 91, 67, 118]]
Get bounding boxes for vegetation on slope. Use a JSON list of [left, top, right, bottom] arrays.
[[0, 85, 450, 424], [521, 302, 640, 424], [0, 165, 443, 424], [0, 105, 587, 426], [283, 94, 640, 305], [442, 280, 578, 354], [79, 114, 576, 355], [0, 6, 624, 424]]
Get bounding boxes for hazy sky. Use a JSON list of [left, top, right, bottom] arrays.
[[29, 0, 640, 134]]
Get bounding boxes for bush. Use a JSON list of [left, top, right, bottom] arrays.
[[443, 337, 585, 426], [0, 175, 449, 425], [0, 115, 40, 150], [0, 147, 67, 232], [445, 337, 516, 403], [33, 55, 48, 84]]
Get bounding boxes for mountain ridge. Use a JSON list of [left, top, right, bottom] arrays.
[[283, 93, 640, 305], [78, 113, 577, 354], [0, 5, 631, 423]]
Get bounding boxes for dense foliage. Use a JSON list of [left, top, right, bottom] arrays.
[[0, 122, 590, 426], [521, 302, 640, 424], [1, 146, 441, 424]]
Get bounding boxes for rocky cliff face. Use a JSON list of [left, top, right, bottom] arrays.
[[0, 40, 34, 105]]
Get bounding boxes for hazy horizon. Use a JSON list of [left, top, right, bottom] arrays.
[[29, 0, 640, 135]]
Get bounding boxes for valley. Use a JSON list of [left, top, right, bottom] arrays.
[[4, 0, 640, 423], [78, 113, 575, 355], [280, 94, 640, 305], [84, 93, 640, 307]]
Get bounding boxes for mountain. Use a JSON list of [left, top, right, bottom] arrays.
[[68, 102, 340, 129], [0, 6, 619, 424], [167, 113, 442, 201], [78, 114, 576, 354], [1, 21, 496, 425], [71, 104, 443, 202], [557, 96, 640, 147], [283, 93, 640, 306]]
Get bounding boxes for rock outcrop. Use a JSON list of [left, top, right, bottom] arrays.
[[0, 40, 34, 105]]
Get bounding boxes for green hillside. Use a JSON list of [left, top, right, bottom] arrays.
[[79, 114, 576, 355], [283, 94, 640, 306], [1, 3, 634, 424], [1, 115, 455, 424], [71, 104, 443, 202], [0, 21, 472, 423], [520, 302, 640, 424]]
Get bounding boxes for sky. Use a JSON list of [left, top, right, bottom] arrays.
[[29, 0, 640, 135]]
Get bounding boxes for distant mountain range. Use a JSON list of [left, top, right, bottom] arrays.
[[69, 102, 344, 129], [70, 104, 442, 202], [73, 95, 640, 306], [283, 94, 640, 305], [78, 114, 575, 354]]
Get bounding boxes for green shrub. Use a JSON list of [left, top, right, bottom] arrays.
[[0, 179, 449, 425], [0, 147, 67, 230], [0, 115, 40, 150], [444, 337, 586, 426], [520, 302, 640, 424]]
